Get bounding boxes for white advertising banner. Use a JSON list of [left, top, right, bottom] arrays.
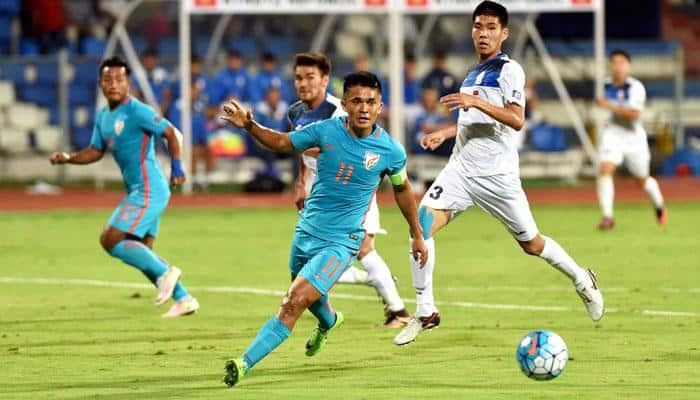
[[185, 0, 599, 14]]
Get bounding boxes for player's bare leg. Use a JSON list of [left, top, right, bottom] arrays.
[[357, 234, 410, 327], [394, 206, 449, 345], [518, 234, 604, 321], [634, 175, 667, 225], [596, 161, 616, 230]]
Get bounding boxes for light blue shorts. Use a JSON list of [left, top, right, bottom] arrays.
[[288, 228, 358, 296], [108, 191, 169, 238]]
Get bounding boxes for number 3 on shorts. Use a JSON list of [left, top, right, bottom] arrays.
[[429, 185, 443, 200]]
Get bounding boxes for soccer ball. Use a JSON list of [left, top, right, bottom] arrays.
[[516, 330, 568, 380]]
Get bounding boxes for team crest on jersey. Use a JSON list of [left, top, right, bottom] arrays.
[[364, 151, 380, 170], [114, 119, 125, 135]]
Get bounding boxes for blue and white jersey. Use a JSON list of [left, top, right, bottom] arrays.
[[289, 117, 406, 249], [603, 76, 646, 136], [454, 53, 525, 177], [287, 93, 346, 173]]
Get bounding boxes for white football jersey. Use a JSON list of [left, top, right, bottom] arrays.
[[453, 53, 526, 177], [603, 76, 646, 138]]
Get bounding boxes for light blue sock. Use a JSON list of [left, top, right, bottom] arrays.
[[242, 317, 291, 369], [157, 256, 190, 301], [308, 294, 336, 330], [109, 240, 168, 285]]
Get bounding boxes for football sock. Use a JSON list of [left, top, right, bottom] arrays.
[[156, 256, 190, 301], [337, 266, 369, 284], [242, 317, 291, 369], [539, 236, 588, 286], [307, 294, 337, 330], [596, 175, 614, 218], [360, 250, 405, 312], [109, 240, 168, 283], [410, 237, 436, 317], [643, 177, 664, 209]]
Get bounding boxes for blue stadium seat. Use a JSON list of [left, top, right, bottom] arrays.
[[18, 83, 56, 107], [194, 35, 210, 57], [661, 149, 700, 177], [157, 37, 179, 56], [529, 124, 568, 152], [0, 61, 27, 83], [70, 105, 95, 129], [73, 61, 100, 85], [19, 38, 40, 55], [69, 83, 94, 105], [80, 37, 107, 58], [0, 16, 11, 41], [0, 39, 9, 55], [0, 0, 20, 16], [229, 36, 258, 57], [49, 104, 60, 125], [264, 36, 295, 57], [35, 61, 59, 84], [129, 35, 148, 55], [72, 127, 93, 150]]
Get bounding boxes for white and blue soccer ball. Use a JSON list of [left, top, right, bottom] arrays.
[[516, 330, 568, 380]]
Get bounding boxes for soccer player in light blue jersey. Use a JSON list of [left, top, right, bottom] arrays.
[[220, 72, 428, 387], [49, 57, 199, 318]]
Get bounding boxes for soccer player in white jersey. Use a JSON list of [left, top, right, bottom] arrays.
[[394, 0, 604, 346], [595, 49, 667, 230], [288, 53, 411, 327]]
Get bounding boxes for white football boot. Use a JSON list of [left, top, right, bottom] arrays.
[[162, 296, 200, 318], [155, 266, 181, 306], [576, 268, 604, 321]]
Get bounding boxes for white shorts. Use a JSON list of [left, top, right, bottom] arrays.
[[306, 169, 386, 235], [420, 162, 538, 242], [599, 127, 650, 178]]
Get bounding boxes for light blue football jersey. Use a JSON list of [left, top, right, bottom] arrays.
[[289, 116, 406, 250], [90, 97, 170, 197]]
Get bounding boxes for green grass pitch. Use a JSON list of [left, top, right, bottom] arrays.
[[1, 203, 699, 399]]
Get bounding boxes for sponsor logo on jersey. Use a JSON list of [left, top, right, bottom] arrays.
[[513, 90, 522, 100], [114, 119, 125, 135], [364, 151, 380, 170]]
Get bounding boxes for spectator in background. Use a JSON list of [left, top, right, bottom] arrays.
[[404, 53, 421, 105], [23, 0, 67, 53], [251, 52, 287, 103], [421, 51, 459, 98], [170, 56, 210, 110], [411, 88, 455, 156], [133, 48, 172, 115], [253, 86, 289, 170], [167, 75, 213, 191], [209, 49, 252, 108]]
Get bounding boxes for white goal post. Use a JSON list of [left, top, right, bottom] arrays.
[[179, 0, 605, 194]]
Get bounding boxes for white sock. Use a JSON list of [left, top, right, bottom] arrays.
[[539, 235, 588, 286], [360, 250, 405, 312], [337, 266, 368, 284], [643, 177, 664, 209], [410, 237, 436, 317], [597, 175, 614, 218]]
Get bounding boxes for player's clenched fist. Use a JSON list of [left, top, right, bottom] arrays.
[[49, 152, 71, 164], [220, 99, 254, 130]]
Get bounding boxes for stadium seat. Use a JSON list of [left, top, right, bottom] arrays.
[[19, 38, 40, 56], [0, 80, 15, 106], [129, 35, 148, 55], [18, 84, 56, 107], [71, 105, 94, 129], [529, 124, 568, 152], [194, 35, 211, 57], [35, 61, 59, 84], [81, 37, 107, 58], [0, 126, 30, 153], [0, 61, 29, 84], [0, 17, 12, 42], [157, 37, 179, 56], [6, 103, 44, 130], [69, 83, 94, 105], [229, 36, 258, 56], [71, 127, 93, 150], [0, 0, 20, 16], [73, 61, 100, 85], [264, 36, 295, 57], [34, 125, 63, 153], [661, 149, 700, 177]]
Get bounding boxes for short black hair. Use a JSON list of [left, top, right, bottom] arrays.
[[610, 49, 631, 62], [227, 49, 241, 58], [473, 0, 508, 27], [142, 48, 158, 58], [262, 52, 276, 63], [294, 52, 332, 76], [343, 71, 382, 95], [99, 56, 130, 77]]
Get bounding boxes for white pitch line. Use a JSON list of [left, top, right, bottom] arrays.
[[0, 276, 696, 317]]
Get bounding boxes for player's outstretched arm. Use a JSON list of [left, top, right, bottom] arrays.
[[595, 98, 641, 120], [49, 146, 103, 165], [392, 177, 428, 267], [440, 92, 525, 131], [161, 125, 186, 186], [220, 98, 294, 153], [421, 124, 458, 151]]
